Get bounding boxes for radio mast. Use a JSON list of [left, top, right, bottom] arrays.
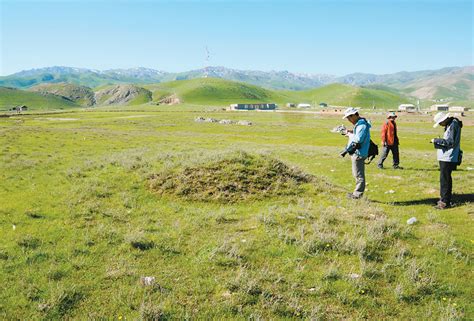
[[204, 46, 211, 78]]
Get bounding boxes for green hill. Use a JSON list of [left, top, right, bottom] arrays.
[[0, 87, 80, 111], [294, 83, 412, 109], [29, 82, 95, 106], [145, 78, 294, 106], [144, 79, 410, 109], [0, 79, 416, 111]]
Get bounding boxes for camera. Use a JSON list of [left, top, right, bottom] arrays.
[[340, 142, 361, 157]]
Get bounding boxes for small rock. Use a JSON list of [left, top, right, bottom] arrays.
[[385, 190, 395, 194], [308, 287, 316, 292], [297, 216, 306, 220], [140, 276, 155, 286], [12, 224, 16, 230], [349, 273, 361, 279], [467, 167, 474, 171], [407, 217, 417, 225], [37, 303, 49, 311], [194, 116, 206, 122], [204, 118, 218, 123], [237, 120, 252, 126], [222, 291, 232, 298], [219, 119, 233, 125]]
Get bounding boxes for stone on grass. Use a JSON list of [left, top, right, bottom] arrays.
[[194, 116, 206, 122], [140, 276, 156, 286], [406, 217, 417, 225]]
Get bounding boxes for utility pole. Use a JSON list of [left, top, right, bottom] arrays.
[[204, 46, 211, 78]]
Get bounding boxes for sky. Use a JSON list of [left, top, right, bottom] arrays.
[[0, 0, 472, 76]]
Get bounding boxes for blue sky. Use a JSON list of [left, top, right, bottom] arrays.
[[0, 0, 472, 76]]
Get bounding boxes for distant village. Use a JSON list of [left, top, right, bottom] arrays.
[[228, 102, 470, 114]]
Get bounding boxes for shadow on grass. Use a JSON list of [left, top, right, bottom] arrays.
[[373, 193, 474, 206], [402, 167, 470, 172]]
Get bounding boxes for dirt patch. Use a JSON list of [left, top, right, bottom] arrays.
[[149, 152, 313, 202]]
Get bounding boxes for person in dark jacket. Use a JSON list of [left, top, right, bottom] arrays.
[[378, 112, 401, 169], [430, 112, 463, 209]]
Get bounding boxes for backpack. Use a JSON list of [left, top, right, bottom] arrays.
[[366, 140, 379, 164]]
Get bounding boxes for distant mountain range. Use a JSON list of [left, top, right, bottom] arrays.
[[1, 65, 472, 101]]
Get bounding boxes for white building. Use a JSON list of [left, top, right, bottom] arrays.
[[448, 106, 469, 112], [297, 103, 312, 109], [430, 104, 449, 111], [398, 104, 416, 112]]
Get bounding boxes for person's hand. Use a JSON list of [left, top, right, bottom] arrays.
[[382, 141, 387, 147], [430, 139, 435, 143], [346, 129, 353, 134]]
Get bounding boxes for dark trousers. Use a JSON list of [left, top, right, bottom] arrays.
[[439, 161, 457, 204], [378, 145, 399, 167]]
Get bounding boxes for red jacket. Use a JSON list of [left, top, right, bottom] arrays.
[[381, 120, 399, 146]]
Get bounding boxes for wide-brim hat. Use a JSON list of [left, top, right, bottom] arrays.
[[342, 107, 359, 119], [433, 112, 450, 128], [387, 112, 397, 119]]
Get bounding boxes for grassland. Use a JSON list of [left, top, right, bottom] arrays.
[[0, 105, 472, 319]]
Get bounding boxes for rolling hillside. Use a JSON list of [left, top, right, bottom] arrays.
[[145, 78, 295, 105], [29, 83, 96, 106], [0, 87, 79, 110], [3, 66, 472, 101], [1, 79, 413, 111], [292, 84, 412, 109], [399, 66, 474, 100]]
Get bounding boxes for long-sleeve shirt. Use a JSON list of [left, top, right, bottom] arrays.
[[433, 118, 462, 162], [381, 119, 399, 146], [347, 118, 371, 157]]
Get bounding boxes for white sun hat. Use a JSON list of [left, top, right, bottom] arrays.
[[433, 112, 450, 128], [342, 107, 359, 119], [387, 111, 397, 119]]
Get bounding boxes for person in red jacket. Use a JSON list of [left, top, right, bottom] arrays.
[[378, 112, 402, 169]]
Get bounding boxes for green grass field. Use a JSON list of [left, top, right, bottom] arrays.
[[0, 105, 472, 319]]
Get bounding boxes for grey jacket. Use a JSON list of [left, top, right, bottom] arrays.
[[433, 118, 463, 162]]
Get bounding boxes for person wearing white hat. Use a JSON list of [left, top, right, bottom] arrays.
[[430, 112, 463, 209], [377, 112, 401, 169], [341, 107, 372, 199]]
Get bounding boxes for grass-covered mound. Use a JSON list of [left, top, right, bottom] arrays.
[[149, 152, 313, 202]]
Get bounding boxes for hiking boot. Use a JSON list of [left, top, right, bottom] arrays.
[[434, 200, 449, 210], [393, 165, 403, 169], [377, 165, 384, 169], [347, 193, 362, 200]]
